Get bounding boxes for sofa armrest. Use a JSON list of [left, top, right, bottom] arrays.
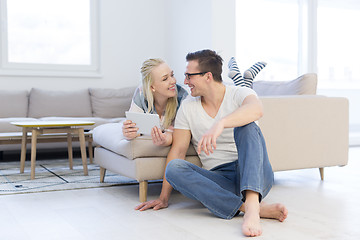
[[258, 95, 349, 171], [93, 122, 197, 159]]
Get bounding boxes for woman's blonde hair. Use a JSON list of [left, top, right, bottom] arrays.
[[141, 58, 178, 129]]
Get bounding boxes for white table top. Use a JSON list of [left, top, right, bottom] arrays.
[[10, 121, 95, 128]]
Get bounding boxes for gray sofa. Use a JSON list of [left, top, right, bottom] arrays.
[[0, 86, 136, 151], [93, 73, 349, 202]]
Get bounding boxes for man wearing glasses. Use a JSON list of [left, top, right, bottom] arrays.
[[136, 49, 288, 237]]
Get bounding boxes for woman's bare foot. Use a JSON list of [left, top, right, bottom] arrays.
[[259, 202, 288, 222]]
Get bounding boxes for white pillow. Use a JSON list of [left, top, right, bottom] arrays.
[[253, 73, 317, 96]]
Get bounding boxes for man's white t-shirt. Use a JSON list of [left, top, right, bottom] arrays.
[[174, 85, 258, 170]]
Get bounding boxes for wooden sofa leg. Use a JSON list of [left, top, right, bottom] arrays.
[[88, 141, 94, 164], [139, 181, 148, 202], [100, 167, 106, 183], [319, 167, 324, 181]]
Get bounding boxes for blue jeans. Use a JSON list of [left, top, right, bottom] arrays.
[[165, 122, 274, 219]]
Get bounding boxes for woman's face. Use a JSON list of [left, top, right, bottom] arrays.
[[150, 63, 177, 100]]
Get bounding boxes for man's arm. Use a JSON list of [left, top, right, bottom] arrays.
[[221, 94, 263, 128], [135, 128, 191, 211], [197, 94, 263, 155]]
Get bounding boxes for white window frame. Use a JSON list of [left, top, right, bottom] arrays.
[[297, 0, 317, 76], [0, 0, 100, 78]]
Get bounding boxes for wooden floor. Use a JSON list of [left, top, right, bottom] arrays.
[[0, 148, 360, 240]]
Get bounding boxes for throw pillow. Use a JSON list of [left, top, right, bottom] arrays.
[[89, 87, 136, 118], [0, 90, 28, 117], [253, 73, 318, 96], [28, 88, 92, 117]]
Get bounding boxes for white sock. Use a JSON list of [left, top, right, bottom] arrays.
[[228, 57, 243, 86], [243, 62, 267, 88]]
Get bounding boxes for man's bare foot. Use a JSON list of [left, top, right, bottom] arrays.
[[241, 191, 262, 237], [241, 202, 288, 237], [259, 202, 288, 222], [242, 200, 262, 237]]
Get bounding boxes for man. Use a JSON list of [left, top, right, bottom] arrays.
[[136, 49, 287, 237]]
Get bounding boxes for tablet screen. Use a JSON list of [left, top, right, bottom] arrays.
[[125, 111, 161, 135]]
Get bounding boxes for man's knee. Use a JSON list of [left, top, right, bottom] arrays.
[[234, 122, 259, 138], [165, 159, 187, 180]]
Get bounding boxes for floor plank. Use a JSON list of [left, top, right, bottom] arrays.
[[0, 148, 360, 239]]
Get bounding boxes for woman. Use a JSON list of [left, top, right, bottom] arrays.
[[122, 57, 265, 146], [122, 58, 188, 146]]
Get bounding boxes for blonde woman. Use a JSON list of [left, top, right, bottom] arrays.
[[122, 58, 188, 146]]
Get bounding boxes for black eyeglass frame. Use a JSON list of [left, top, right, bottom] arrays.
[[184, 72, 208, 80]]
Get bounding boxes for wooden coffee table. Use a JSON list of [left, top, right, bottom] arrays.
[[10, 120, 95, 180]]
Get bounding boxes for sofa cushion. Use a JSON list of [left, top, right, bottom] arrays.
[[28, 88, 92, 118], [93, 122, 197, 159], [0, 118, 38, 132], [0, 90, 28, 118], [253, 73, 317, 96], [89, 87, 136, 118]]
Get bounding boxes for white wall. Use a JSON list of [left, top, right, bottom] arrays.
[[166, 0, 236, 85], [99, 0, 168, 88], [0, 0, 236, 90]]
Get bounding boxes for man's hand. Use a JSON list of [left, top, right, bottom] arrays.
[[151, 126, 173, 146], [197, 120, 225, 155], [135, 198, 169, 211], [122, 120, 139, 140], [151, 127, 168, 146]]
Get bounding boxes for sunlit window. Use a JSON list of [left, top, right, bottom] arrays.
[[236, 0, 299, 81], [7, 0, 90, 65], [237, 0, 360, 141], [317, 0, 360, 88], [0, 0, 99, 76]]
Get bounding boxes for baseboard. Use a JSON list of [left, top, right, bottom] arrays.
[[349, 132, 360, 147]]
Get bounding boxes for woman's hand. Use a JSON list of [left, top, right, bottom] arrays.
[[151, 126, 172, 146], [197, 120, 225, 155], [122, 120, 139, 140]]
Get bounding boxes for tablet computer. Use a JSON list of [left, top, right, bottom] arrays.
[[125, 111, 161, 135]]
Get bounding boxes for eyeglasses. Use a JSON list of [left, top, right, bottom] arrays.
[[184, 72, 207, 80]]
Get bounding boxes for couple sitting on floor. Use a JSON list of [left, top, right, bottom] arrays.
[[122, 49, 287, 237]]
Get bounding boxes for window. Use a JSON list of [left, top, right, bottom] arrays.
[[236, 0, 299, 81], [317, 0, 360, 140], [317, 0, 360, 88], [0, 0, 100, 77], [236, 0, 360, 87], [236, 0, 360, 143]]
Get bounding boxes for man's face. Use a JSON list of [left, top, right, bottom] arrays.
[[184, 60, 206, 97]]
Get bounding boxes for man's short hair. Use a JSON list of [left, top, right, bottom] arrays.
[[186, 49, 223, 82]]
